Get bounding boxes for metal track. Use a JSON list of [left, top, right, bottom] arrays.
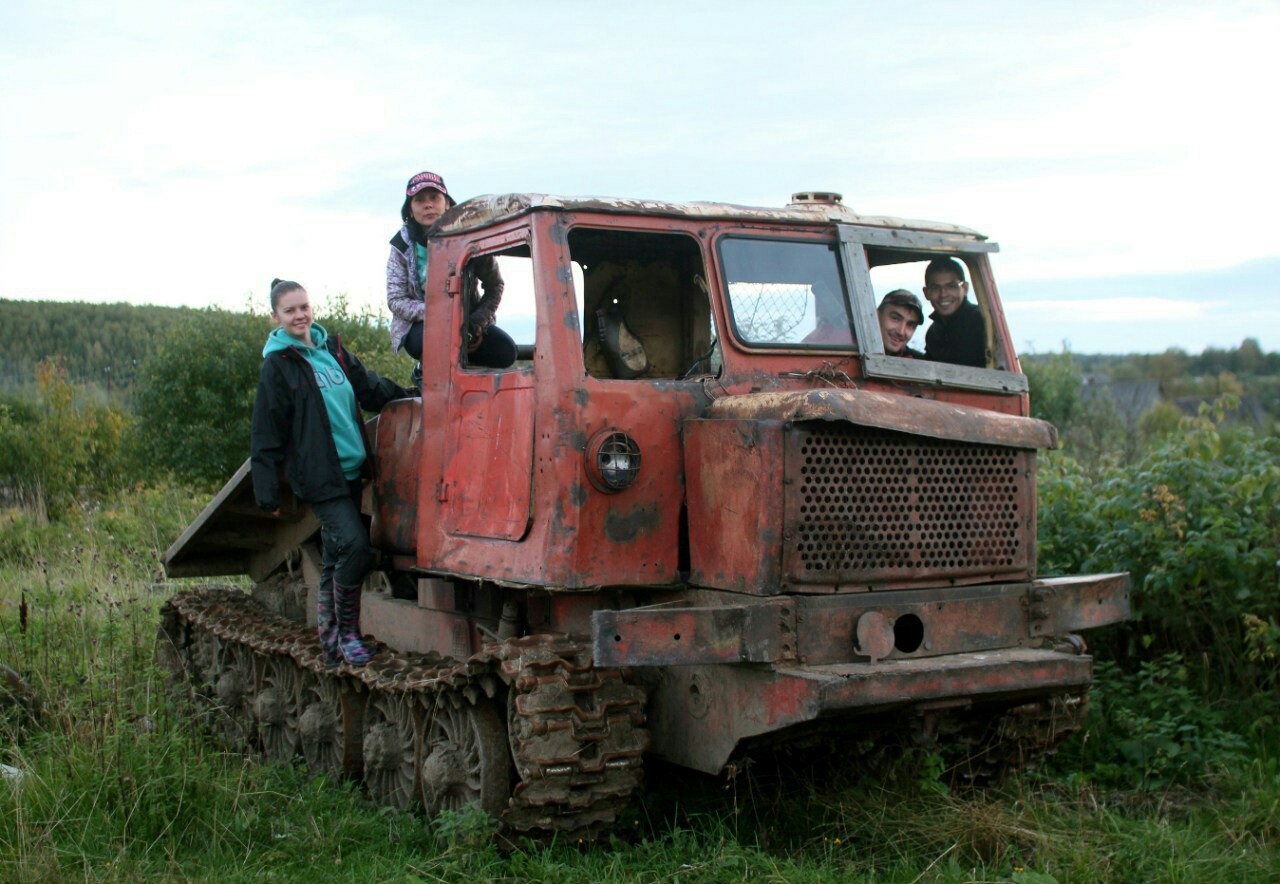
[[937, 692, 1088, 786], [158, 587, 648, 838]]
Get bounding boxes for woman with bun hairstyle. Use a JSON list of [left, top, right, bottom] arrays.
[[386, 170, 516, 372], [251, 278, 408, 666]]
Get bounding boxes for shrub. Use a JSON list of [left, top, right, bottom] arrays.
[[127, 309, 266, 486], [0, 358, 128, 518], [1055, 655, 1250, 788], [1025, 349, 1083, 430], [1041, 400, 1280, 677], [128, 302, 408, 487]]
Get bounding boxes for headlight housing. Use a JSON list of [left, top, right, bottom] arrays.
[[585, 430, 641, 493]]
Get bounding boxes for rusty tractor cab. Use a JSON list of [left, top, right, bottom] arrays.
[[160, 191, 1128, 838]]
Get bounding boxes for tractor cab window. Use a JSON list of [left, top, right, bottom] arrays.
[[719, 237, 854, 349], [835, 224, 1026, 393], [461, 243, 535, 370], [865, 250, 993, 369], [569, 228, 718, 380]]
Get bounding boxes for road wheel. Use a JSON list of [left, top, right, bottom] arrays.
[[420, 691, 510, 818], [362, 691, 420, 810]]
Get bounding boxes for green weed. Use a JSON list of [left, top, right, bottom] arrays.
[[0, 446, 1277, 878]]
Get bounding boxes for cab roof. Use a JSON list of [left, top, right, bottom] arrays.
[[436, 193, 986, 240]]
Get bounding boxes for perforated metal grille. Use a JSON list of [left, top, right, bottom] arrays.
[[784, 424, 1033, 586]]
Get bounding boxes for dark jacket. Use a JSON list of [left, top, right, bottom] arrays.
[[925, 299, 987, 367], [251, 333, 406, 511]]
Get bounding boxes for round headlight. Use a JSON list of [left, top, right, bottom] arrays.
[[585, 430, 641, 493]]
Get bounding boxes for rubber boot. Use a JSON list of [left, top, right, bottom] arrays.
[[334, 580, 377, 666], [316, 579, 341, 667]]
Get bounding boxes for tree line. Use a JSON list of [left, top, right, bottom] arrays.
[[0, 299, 195, 390]]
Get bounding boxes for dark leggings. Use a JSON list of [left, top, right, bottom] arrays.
[[309, 479, 374, 591], [403, 321, 519, 369]]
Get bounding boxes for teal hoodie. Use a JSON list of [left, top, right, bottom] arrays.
[[263, 322, 366, 480]]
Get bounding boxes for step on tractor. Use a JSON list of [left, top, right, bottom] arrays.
[[158, 190, 1129, 838]]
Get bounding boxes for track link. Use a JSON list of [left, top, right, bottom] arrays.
[[158, 587, 648, 838], [939, 692, 1089, 786]]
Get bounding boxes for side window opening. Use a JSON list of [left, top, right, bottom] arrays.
[[568, 228, 717, 380], [461, 243, 535, 370], [866, 249, 995, 368], [719, 237, 855, 349]]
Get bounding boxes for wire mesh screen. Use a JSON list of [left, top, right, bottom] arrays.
[[783, 423, 1035, 587], [720, 237, 854, 347], [727, 283, 813, 344]]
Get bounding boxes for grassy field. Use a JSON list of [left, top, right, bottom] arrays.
[[1, 489, 1278, 882]]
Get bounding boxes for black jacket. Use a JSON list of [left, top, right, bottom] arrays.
[[250, 335, 407, 511], [925, 299, 987, 368]]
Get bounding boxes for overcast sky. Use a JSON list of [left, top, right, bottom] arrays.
[[2, 0, 1276, 353]]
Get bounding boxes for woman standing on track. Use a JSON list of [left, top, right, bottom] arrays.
[[250, 278, 407, 666]]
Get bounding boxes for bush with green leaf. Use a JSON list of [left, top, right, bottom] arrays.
[[0, 358, 128, 519], [1040, 398, 1280, 782], [128, 301, 408, 487], [1040, 399, 1280, 681], [1057, 655, 1250, 788], [127, 309, 267, 486], [1025, 349, 1083, 430]]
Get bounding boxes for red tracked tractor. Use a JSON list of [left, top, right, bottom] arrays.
[[159, 190, 1128, 838]]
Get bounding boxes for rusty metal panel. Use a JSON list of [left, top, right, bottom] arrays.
[[783, 422, 1035, 589], [438, 194, 986, 240], [1028, 573, 1131, 637], [685, 418, 786, 595], [361, 589, 470, 658], [443, 374, 536, 541], [559, 381, 707, 588], [370, 399, 420, 554], [591, 577, 1130, 671], [644, 649, 1092, 773], [162, 457, 321, 580], [794, 584, 1031, 664], [705, 389, 1055, 450], [810, 648, 1091, 710], [644, 666, 796, 773], [592, 599, 794, 667]]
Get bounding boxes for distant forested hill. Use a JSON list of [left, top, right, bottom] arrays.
[[0, 298, 403, 398], [0, 299, 192, 389]]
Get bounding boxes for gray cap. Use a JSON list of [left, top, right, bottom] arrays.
[[878, 289, 924, 325]]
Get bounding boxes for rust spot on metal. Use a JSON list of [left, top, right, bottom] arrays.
[[605, 504, 660, 542], [434, 193, 984, 240], [707, 389, 1056, 450]]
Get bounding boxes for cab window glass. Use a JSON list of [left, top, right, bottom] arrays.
[[720, 237, 854, 348]]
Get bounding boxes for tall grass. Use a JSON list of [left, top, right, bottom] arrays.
[[2, 485, 1278, 881]]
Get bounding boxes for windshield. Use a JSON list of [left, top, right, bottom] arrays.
[[719, 237, 855, 348]]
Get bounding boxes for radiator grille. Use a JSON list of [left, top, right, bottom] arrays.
[[785, 424, 1033, 585]]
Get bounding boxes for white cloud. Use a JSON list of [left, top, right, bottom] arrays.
[[1009, 297, 1212, 323], [0, 0, 1277, 359]]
